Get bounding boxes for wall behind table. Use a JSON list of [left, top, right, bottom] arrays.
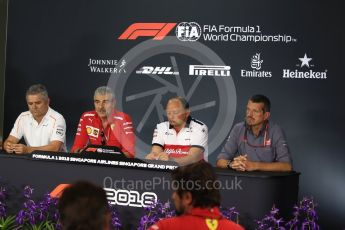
[[0, 0, 8, 143], [2, 0, 345, 228]]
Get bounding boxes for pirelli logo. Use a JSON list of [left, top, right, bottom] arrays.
[[189, 65, 231, 77], [119, 23, 177, 40]]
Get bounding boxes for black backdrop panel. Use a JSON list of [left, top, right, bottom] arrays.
[[4, 0, 345, 228]]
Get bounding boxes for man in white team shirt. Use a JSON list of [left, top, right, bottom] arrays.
[[145, 97, 208, 166], [3, 84, 66, 154]]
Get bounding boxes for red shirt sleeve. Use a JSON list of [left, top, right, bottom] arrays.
[[70, 114, 89, 152], [120, 113, 135, 157]]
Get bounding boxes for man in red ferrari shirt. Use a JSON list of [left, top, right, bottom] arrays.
[[148, 161, 244, 230], [71, 86, 135, 157]]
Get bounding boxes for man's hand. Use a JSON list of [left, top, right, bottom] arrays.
[[4, 135, 22, 154], [145, 145, 166, 160], [230, 155, 259, 171], [230, 160, 245, 171], [12, 144, 30, 154], [233, 156, 290, 172], [145, 152, 159, 160], [233, 155, 247, 162], [157, 152, 169, 161], [243, 159, 258, 171], [218, 154, 292, 172], [4, 142, 15, 153], [230, 154, 247, 171], [145, 152, 169, 161]]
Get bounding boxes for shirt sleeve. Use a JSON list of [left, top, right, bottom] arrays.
[[217, 124, 241, 161], [70, 114, 89, 152], [120, 114, 136, 157], [50, 115, 66, 143], [273, 125, 292, 163], [151, 123, 165, 148], [190, 124, 208, 150], [9, 114, 24, 140]]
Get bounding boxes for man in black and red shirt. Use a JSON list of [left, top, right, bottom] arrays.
[[148, 161, 244, 230], [71, 86, 135, 157]]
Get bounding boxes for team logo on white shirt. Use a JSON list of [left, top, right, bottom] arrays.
[[56, 125, 65, 137], [165, 148, 188, 155]]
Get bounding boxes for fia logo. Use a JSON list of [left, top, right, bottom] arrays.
[[175, 22, 202, 42]]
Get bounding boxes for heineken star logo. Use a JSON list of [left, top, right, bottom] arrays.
[[299, 53, 313, 68]]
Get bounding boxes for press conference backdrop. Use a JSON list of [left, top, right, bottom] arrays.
[[0, 0, 7, 141], [2, 0, 345, 228]]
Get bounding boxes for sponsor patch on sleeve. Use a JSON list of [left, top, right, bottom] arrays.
[[55, 125, 65, 136], [86, 126, 100, 138]]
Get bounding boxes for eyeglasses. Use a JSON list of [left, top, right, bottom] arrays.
[[242, 123, 270, 148]]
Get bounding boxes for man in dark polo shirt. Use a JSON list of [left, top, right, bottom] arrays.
[[216, 95, 292, 172]]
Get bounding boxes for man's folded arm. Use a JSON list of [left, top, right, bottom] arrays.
[[247, 161, 292, 172], [172, 146, 203, 166], [26, 140, 63, 153]]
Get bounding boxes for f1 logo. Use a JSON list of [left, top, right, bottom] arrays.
[[119, 23, 176, 40], [50, 184, 70, 198]]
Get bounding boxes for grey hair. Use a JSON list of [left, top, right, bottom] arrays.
[[26, 84, 49, 100], [94, 86, 115, 100]]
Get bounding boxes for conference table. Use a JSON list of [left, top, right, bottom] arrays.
[[0, 151, 299, 229]]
